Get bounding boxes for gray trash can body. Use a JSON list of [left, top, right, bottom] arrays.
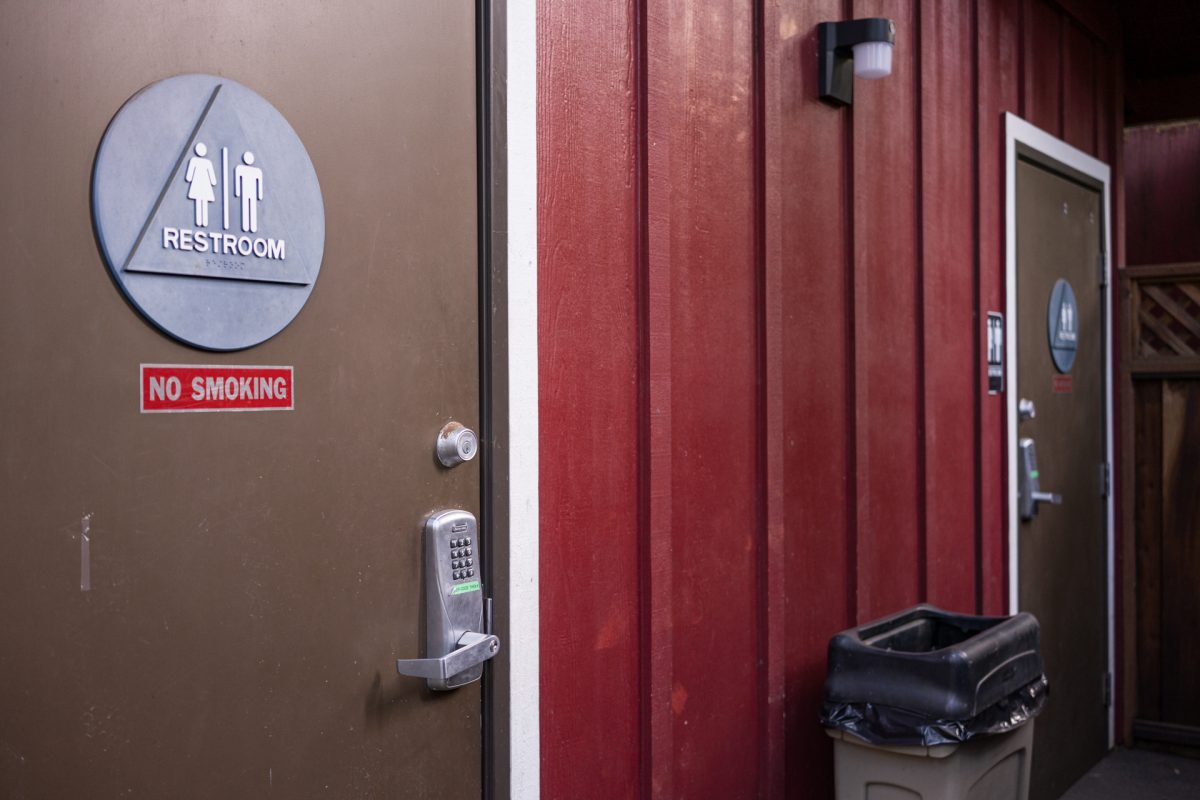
[[828, 723, 1034, 800]]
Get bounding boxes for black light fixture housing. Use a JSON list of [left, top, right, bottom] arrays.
[[818, 18, 896, 106]]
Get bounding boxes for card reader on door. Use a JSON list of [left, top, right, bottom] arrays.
[[1018, 438, 1062, 521], [396, 510, 499, 690]]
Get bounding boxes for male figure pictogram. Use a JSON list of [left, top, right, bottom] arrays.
[[184, 142, 217, 227], [235, 151, 264, 233]]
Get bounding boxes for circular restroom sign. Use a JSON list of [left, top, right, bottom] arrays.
[[93, 74, 324, 351], [1046, 279, 1078, 373]]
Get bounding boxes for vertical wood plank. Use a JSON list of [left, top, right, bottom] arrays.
[[919, 0, 978, 613], [646, 2, 762, 796], [1095, 42, 1114, 164], [756, 0, 787, 795], [1134, 380, 1162, 721], [1159, 380, 1200, 725], [977, 0, 1021, 616], [852, 0, 921, 621], [537, 1, 642, 796], [1026, 0, 1063, 137], [643, 0, 675, 794], [778, 0, 853, 795], [1062, 21, 1097, 155]]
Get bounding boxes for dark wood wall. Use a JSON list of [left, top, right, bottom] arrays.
[[1124, 122, 1200, 744], [1133, 376, 1200, 733], [537, 0, 1122, 796]]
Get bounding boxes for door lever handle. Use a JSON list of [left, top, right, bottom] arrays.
[[1018, 438, 1064, 521], [396, 631, 500, 682]]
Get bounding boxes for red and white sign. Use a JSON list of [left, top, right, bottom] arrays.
[[141, 364, 294, 413]]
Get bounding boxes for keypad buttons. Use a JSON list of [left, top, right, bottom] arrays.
[[440, 525, 480, 582]]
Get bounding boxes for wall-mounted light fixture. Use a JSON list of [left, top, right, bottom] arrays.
[[818, 18, 896, 106]]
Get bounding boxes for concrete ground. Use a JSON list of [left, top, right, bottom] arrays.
[[1059, 748, 1200, 799]]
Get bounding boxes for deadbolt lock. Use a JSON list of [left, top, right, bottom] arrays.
[[437, 422, 479, 467]]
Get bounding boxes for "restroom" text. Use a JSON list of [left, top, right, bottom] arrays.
[[162, 226, 286, 260]]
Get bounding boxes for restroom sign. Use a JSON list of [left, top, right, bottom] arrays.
[[94, 74, 325, 351], [151, 141, 299, 283], [1047, 279, 1079, 373], [986, 312, 1005, 395], [141, 364, 294, 413]]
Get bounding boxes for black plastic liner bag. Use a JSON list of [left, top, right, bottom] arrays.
[[820, 674, 1048, 747]]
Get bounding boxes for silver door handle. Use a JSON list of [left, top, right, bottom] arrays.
[[396, 631, 500, 682], [1018, 438, 1063, 521]]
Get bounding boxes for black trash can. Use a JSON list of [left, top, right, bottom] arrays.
[[820, 605, 1047, 800]]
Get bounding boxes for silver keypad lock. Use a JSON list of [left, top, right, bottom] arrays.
[[396, 510, 498, 690]]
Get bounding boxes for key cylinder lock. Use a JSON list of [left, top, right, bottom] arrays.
[[437, 421, 479, 468]]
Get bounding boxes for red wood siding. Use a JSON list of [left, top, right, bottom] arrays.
[[777, 2, 853, 796], [1063, 21, 1097, 153], [977, 0, 1023, 618], [920, 0, 978, 613], [1125, 122, 1200, 266], [852, 0, 923, 622], [1025, 0, 1064, 136], [537, 2, 641, 795], [538, 0, 1122, 796], [646, 5, 762, 797]]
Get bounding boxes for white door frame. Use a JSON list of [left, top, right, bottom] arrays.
[[505, 0, 540, 796], [1004, 112, 1114, 747]]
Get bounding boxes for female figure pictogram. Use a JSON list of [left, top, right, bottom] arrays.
[[185, 142, 217, 227]]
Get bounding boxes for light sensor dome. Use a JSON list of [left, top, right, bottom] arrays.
[[852, 41, 893, 80], [817, 17, 896, 105]]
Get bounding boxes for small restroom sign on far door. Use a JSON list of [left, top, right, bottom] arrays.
[[987, 312, 1004, 395], [1047, 279, 1079, 373]]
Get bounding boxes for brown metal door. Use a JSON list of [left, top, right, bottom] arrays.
[[0, 2, 483, 797], [1016, 158, 1108, 799]]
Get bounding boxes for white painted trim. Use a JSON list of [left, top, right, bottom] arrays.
[[1003, 113, 1115, 749], [505, 1, 540, 797]]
